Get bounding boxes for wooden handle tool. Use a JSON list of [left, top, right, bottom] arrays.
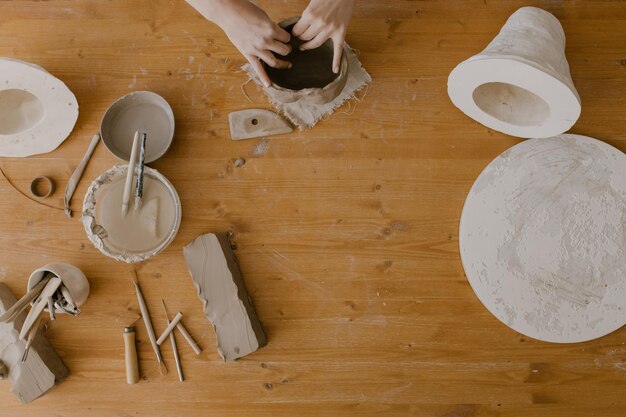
[[130, 271, 167, 375], [156, 312, 183, 345], [19, 277, 61, 340], [162, 300, 183, 382], [121, 131, 140, 217], [123, 327, 139, 384], [0, 275, 51, 323], [175, 320, 202, 355]]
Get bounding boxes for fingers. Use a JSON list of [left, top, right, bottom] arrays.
[[246, 55, 272, 88], [300, 33, 328, 52], [259, 51, 291, 70], [332, 38, 344, 74], [291, 17, 310, 38], [298, 24, 320, 42], [272, 25, 291, 43], [269, 40, 292, 56]]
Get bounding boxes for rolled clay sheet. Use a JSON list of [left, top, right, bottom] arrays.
[[0, 58, 78, 156], [447, 7, 581, 138]]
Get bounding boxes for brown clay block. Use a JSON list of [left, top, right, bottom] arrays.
[[0, 283, 68, 403], [183, 233, 267, 361]]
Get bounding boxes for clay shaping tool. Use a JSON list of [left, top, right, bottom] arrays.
[[123, 327, 139, 384], [228, 109, 292, 141], [134, 132, 147, 212], [64, 133, 100, 217], [162, 300, 183, 382], [156, 312, 183, 345], [47, 296, 55, 321], [174, 319, 202, 355], [19, 277, 62, 340], [130, 271, 167, 375], [21, 316, 41, 362], [121, 132, 140, 217], [0, 275, 51, 323]]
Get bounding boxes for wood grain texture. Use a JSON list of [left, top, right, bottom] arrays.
[[0, 0, 625, 415]]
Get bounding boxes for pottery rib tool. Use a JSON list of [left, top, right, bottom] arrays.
[[228, 109, 292, 140], [121, 131, 140, 217], [0, 275, 51, 323], [156, 312, 183, 345], [130, 271, 167, 375], [134, 132, 147, 212], [64, 133, 100, 217], [19, 277, 62, 340], [162, 300, 183, 382]]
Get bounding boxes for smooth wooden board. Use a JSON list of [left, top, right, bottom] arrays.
[[0, 0, 625, 415]]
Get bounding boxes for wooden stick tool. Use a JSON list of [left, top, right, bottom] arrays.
[[162, 300, 183, 382], [156, 312, 183, 345], [121, 131, 140, 217], [130, 271, 167, 375]]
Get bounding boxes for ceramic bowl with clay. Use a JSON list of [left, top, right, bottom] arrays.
[[81, 165, 182, 263], [262, 17, 349, 105], [27, 263, 90, 314], [100, 91, 175, 163]]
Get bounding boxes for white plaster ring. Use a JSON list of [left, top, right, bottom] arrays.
[[0, 58, 78, 157], [447, 7, 581, 138], [82, 165, 182, 264]]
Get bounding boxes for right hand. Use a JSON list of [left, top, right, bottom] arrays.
[[207, 0, 292, 87]]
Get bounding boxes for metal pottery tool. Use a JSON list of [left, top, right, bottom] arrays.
[[130, 271, 167, 375], [134, 132, 147, 212], [162, 300, 183, 382], [121, 131, 140, 217]]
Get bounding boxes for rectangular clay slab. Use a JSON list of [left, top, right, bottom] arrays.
[[183, 233, 267, 361], [0, 283, 68, 403]]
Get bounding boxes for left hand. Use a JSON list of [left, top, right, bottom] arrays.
[[291, 0, 355, 74]]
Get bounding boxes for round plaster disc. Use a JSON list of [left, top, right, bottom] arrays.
[[460, 134, 626, 343], [0, 58, 78, 157]]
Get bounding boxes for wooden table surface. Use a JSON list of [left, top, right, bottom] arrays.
[[1, 1, 625, 415]]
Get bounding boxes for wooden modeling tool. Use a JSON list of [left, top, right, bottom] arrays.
[[123, 327, 139, 384], [64, 133, 100, 217], [117, 309, 141, 384], [121, 131, 140, 217], [130, 271, 167, 375], [229, 109, 292, 140], [162, 300, 183, 382], [156, 312, 183, 345], [174, 319, 202, 355], [0, 275, 51, 323], [46, 297, 55, 321], [21, 316, 41, 363], [19, 277, 62, 340], [134, 132, 147, 212]]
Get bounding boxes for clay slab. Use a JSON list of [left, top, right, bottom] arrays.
[[184, 233, 267, 361], [460, 134, 626, 343]]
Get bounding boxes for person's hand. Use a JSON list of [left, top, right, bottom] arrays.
[[186, 0, 292, 87], [291, 0, 355, 74]]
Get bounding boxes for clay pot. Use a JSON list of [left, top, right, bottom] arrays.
[[27, 263, 90, 312], [262, 16, 349, 105]]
